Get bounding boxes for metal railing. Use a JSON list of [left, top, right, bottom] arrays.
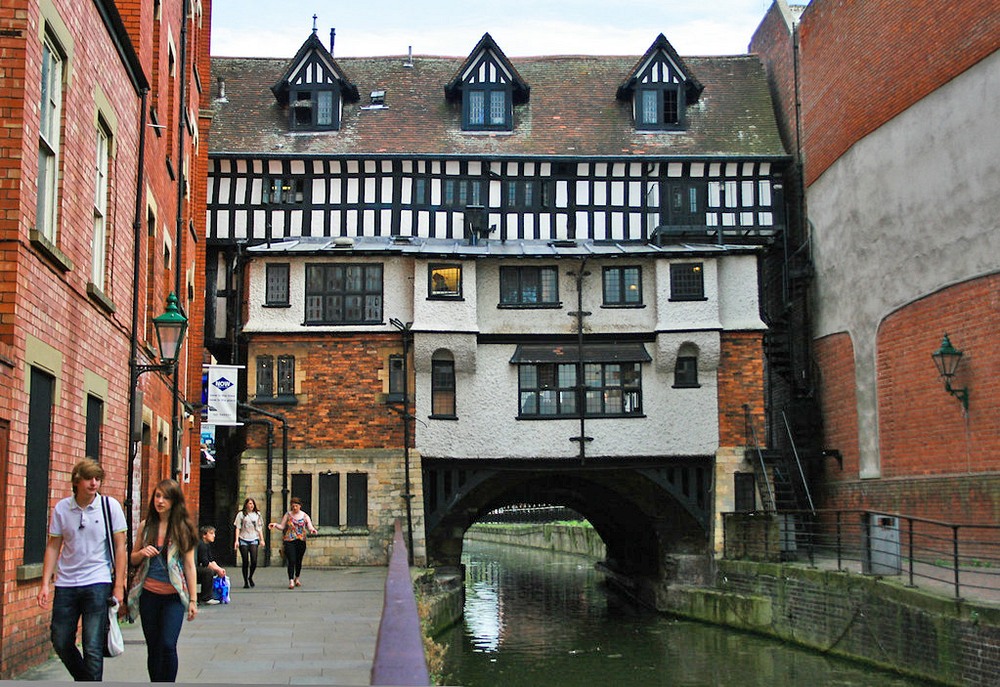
[[722, 509, 1000, 601]]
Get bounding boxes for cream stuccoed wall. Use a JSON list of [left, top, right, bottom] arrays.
[[807, 50, 1000, 478]]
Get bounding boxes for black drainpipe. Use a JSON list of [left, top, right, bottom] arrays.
[[125, 87, 150, 560], [568, 257, 592, 464]]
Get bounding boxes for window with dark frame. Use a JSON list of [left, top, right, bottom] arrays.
[[602, 266, 642, 306], [517, 361, 643, 418], [670, 262, 705, 300], [464, 85, 511, 131], [666, 182, 703, 226], [443, 179, 483, 208], [291, 473, 312, 516], [431, 356, 456, 417], [500, 266, 559, 306], [85, 394, 103, 462], [276, 355, 295, 396], [734, 473, 756, 513], [24, 367, 55, 564], [674, 355, 699, 388], [504, 180, 552, 210], [388, 354, 405, 403], [429, 264, 462, 299], [265, 263, 290, 306], [289, 88, 337, 131], [318, 472, 340, 527], [256, 355, 274, 398], [637, 84, 683, 130], [346, 472, 368, 527], [305, 263, 383, 324], [263, 178, 304, 205]]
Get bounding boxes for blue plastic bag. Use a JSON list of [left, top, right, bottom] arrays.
[[212, 574, 231, 603]]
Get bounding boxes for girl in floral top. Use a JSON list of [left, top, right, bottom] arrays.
[[268, 497, 317, 589]]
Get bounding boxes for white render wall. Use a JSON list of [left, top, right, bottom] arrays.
[[243, 249, 765, 460], [807, 50, 1000, 478]]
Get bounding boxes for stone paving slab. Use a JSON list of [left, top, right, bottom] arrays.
[[13, 566, 387, 685]]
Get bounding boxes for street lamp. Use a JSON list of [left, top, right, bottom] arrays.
[[138, 292, 189, 375], [931, 333, 969, 411]]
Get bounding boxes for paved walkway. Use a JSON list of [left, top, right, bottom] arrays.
[[15, 565, 388, 685]]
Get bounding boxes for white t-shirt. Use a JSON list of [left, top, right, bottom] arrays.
[[49, 494, 126, 587], [234, 511, 263, 542]]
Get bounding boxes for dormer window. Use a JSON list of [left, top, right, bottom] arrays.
[[445, 33, 530, 133], [292, 88, 336, 129], [271, 32, 359, 133], [639, 85, 681, 127], [466, 85, 510, 130], [617, 34, 703, 133]]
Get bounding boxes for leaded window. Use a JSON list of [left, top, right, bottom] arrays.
[[670, 263, 704, 301], [265, 263, 290, 306], [500, 266, 559, 306], [465, 86, 510, 131], [431, 356, 456, 418], [674, 355, 699, 388], [637, 84, 683, 130], [429, 264, 462, 299], [305, 264, 383, 324], [603, 266, 642, 306], [584, 363, 642, 416]]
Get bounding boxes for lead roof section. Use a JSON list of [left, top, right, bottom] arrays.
[[211, 41, 786, 158]]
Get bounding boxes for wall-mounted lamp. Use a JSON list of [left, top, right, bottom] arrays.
[[137, 292, 189, 376], [931, 333, 969, 411]]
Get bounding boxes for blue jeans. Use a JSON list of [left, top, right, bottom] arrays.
[[50, 582, 111, 681], [138, 590, 186, 682]]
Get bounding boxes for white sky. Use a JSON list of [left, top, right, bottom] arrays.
[[210, 0, 778, 59]]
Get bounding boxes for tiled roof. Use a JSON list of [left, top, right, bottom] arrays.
[[210, 49, 786, 159]]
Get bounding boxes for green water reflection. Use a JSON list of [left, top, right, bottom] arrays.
[[441, 540, 927, 687]]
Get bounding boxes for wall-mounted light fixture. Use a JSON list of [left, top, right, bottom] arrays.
[[137, 292, 189, 376], [931, 333, 969, 411]]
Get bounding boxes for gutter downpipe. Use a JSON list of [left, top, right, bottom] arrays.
[[239, 402, 290, 527], [569, 257, 592, 464], [126, 88, 150, 560], [171, 0, 190, 480]]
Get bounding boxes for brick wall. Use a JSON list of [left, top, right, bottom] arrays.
[[717, 331, 765, 447], [813, 332, 860, 479], [795, 0, 1000, 186]]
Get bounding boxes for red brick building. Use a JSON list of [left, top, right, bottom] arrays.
[[751, 0, 1000, 526], [0, 0, 209, 676]]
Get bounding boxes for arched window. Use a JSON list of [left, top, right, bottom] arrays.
[[431, 350, 456, 418], [674, 344, 700, 388]]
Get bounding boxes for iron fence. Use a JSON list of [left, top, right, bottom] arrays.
[[722, 509, 1000, 601]]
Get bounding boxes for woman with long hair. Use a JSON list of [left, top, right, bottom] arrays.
[[268, 496, 317, 589], [233, 497, 264, 588], [128, 479, 199, 682]]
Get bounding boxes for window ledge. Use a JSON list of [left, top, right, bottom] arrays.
[[87, 283, 117, 314], [314, 527, 369, 537], [30, 230, 73, 273], [429, 414, 458, 421], [672, 383, 702, 389], [427, 296, 464, 302], [601, 304, 646, 309], [669, 296, 708, 302], [517, 414, 647, 421], [252, 395, 298, 405], [498, 303, 563, 310], [262, 303, 291, 309], [17, 563, 43, 581]]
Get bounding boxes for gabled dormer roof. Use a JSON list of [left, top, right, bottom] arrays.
[[270, 32, 360, 105], [443, 33, 530, 105], [615, 33, 703, 104]]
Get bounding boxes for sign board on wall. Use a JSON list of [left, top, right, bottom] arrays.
[[205, 365, 244, 426]]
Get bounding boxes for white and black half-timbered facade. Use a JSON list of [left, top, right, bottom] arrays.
[[207, 29, 789, 569]]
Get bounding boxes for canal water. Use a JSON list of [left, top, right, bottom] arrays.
[[441, 539, 927, 687]]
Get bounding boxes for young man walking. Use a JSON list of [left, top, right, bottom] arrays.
[[37, 458, 127, 681]]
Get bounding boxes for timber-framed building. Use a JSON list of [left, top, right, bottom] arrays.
[[206, 29, 791, 570]]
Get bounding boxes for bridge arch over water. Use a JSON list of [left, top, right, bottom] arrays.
[[422, 457, 714, 587]]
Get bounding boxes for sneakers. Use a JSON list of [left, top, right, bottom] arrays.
[[205, 599, 221, 605]]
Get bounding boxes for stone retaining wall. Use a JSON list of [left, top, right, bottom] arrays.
[[464, 523, 606, 559]]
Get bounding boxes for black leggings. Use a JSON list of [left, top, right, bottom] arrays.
[[238, 540, 259, 583], [283, 539, 306, 580]]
